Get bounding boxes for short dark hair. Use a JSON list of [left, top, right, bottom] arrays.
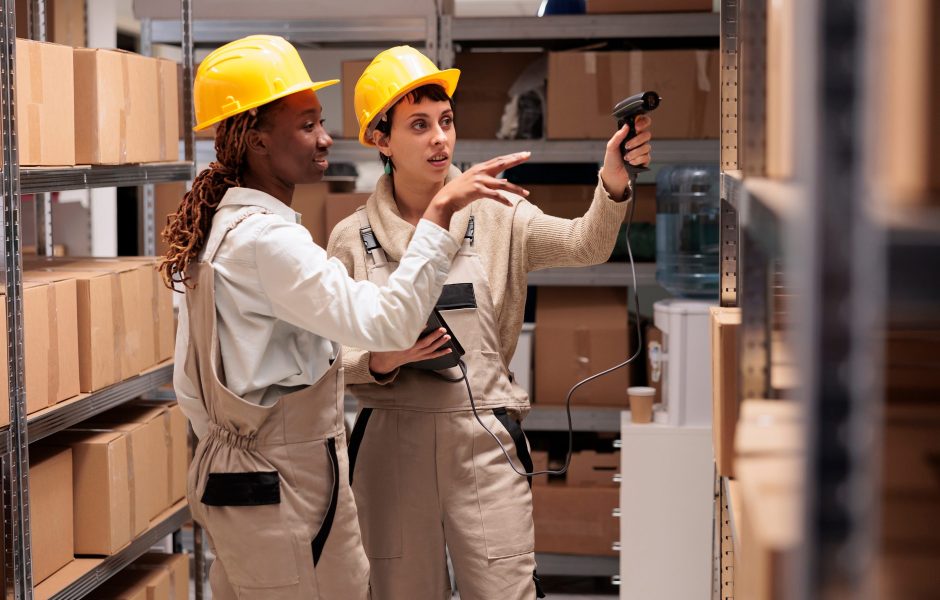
[[374, 84, 455, 170]]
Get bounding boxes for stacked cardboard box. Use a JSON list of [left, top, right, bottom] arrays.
[[710, 307, 741, 477], [325, 193, 371, 242], [74, 48, 180, 164], [15, 39, 75, 166], [452, 52, 544, 139], [546, 50, 720, 140], [884, 0, 940, 206], [22, 257, 174, 392], [533, 449, 620, 556], [534, 287, 633, 406], [526, 183, 657, 224], [29, 446, 75, 585]]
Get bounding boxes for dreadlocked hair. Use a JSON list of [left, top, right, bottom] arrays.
[[159, 103, 276, 291]]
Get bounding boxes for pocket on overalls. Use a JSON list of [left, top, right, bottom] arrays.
[[350, 409, 403, 559], [471, 351, 516, 401], [472, 409, 535, 559], [200, 471, 301, 589]]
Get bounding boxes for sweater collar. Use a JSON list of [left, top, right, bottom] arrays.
[[365, 165, 471, 261]]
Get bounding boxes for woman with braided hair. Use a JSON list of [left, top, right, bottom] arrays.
[[165, 35, 530, 600]]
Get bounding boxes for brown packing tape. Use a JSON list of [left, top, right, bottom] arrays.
[[27, 42, 43, 162], [47, 283, 59, 404], [163, 412, 173, 508], [150, 267, 161, 362], [629, 52, 643, 101], [126, 429, 137, 534], [157, 64, 167, 160], [110, 272, 126, 382], [120, 53, 130, 163]]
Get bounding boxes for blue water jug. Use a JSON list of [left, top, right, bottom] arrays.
[[655, 165, 720, 298]]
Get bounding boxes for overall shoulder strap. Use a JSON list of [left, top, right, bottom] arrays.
[[202, 206, 270, 263]]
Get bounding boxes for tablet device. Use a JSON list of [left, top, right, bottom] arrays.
[[406, 308, 465, 371]]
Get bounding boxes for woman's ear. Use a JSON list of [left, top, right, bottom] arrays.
[[245, 127, 268, 156], [372, 129, 392, 159]]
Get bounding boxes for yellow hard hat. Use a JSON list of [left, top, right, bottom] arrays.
[[354, 45, 460, 146], [193, 35, 339, 131]]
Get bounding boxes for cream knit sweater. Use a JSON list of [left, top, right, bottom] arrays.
[[327, 166, 631, 386]]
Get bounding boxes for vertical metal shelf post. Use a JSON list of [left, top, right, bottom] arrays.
[[1, 0, 33, 596], [139, 18, 157, 257], [179, 3, 206, 598], [803, 0, 882, 597], [719, 0, 740, 310]]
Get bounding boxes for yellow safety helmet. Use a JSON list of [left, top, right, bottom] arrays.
[[354, 45, 460, 146], [193, 34, 339, 131]]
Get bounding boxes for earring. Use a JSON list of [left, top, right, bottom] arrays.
[[384, 161, 392, 175]]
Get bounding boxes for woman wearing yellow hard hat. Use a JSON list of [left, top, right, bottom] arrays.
[[159, 35, 529, 599], [328, 45, 653, 599]]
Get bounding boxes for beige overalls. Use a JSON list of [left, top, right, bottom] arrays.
[[348, 207, 544, 600], [183, 208, 370, 599]]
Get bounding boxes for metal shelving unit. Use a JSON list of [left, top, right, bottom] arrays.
[[25, 363, 174, 443], [716, 0, 940, 597], [152, 6, 721, 588], [18, 162, 194, 194], [446, 12, 718, 42], [0, 0, 197, 597], [35, 502, 191, 600]]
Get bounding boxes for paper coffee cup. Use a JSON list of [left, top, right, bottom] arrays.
[[628, 386, 656, 424]]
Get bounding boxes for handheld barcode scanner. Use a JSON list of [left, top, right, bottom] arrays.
[[613, 91, 661, 176]]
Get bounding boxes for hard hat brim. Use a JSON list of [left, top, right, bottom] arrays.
[[358, 68, 460, 146], [193, 78, 341, 132]]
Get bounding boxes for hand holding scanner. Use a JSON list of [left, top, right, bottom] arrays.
[[612, 91, 661, 175], [406, 309, 465, 371]]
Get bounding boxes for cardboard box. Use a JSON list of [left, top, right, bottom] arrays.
[[157, 59, 180, 161], [526, 183, 657, 224], [453, 52, 544, 139], [567, 450, 619, 487], [15, 0, 86, 46], [734, 399, 803, 459], [710, 307, 741, 477], [877, 550, 940, 598], [325, 193, 370, 241], [547, 50, 719, 140], [294, 183, 331, 246], [882, 403, 940, 496], [23, 281, 51, 414], [531, 450, 548, 486], [91, 403, 173, 519], [154, 182, 185, 258], [342, 60, 371, 139], [90, 562, 170, 600], [15, 39, 75, 166], [533, 484, 619, 555], [74, 49, 162, 164], [884, 0, 940, 205], [134, 553, 190, 600], [586, 0, 713, 13], [23, 272, 81, 405], [31, 259, 153, 377], [766, 0, 795, 178], [29, 446, 74, 584], [534, 287, 632, 406], [23, 244, 67, 257], [120, 257, 175, 363], [49, 430, 133, 555], [133, 400, 188, 503], [735, 455, 802, 600]]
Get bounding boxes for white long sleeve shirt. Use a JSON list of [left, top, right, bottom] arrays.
[[173, 186, 458, 439]]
